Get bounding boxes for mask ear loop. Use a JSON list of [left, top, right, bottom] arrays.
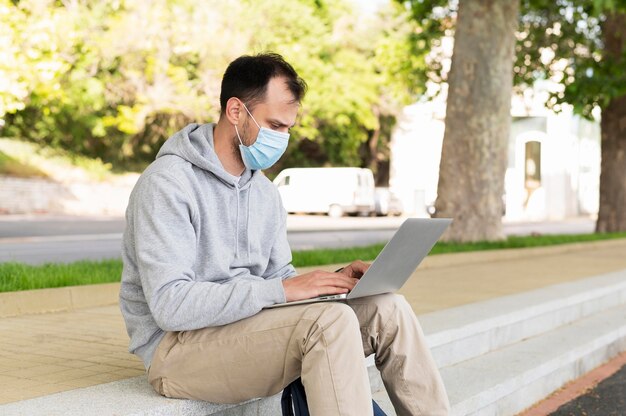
[[234, 124, 244, 146], [234, 100, 262, 147], [241, 102, 262, 129], [233, 100, 247, 146]]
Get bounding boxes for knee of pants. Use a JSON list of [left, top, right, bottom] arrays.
[[364, 293, 412, 319], [308, 302, 361, 336]]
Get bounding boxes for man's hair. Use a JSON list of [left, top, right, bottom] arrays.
[[220, 53, 307, 113]]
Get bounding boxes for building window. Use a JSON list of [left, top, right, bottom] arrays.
[[524, 141, 541, 206]]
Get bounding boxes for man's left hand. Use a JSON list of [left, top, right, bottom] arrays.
[[339, 260, 370, 279]]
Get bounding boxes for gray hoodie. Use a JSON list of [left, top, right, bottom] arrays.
[[119, 123, 295, 369]]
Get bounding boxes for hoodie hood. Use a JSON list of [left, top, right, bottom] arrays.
[[156, 123, 258, 188]]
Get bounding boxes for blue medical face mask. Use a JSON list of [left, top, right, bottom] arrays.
[[235, 103, 290, 170]]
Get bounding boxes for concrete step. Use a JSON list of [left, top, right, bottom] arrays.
[[0, 367, 387, 416], [2, 270, 625, 416], [368, 270, 626, 415], [443, 302, 626, 416], [0, 374, 283, 416], [420, 269, 626, 368], [0, 358, 384, 416]]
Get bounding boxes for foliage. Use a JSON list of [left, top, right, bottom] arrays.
[[1, 0, 113, 158], [399, 0, 626, 117], [1, 0, 426, 172], [516, 0, 626, 118]]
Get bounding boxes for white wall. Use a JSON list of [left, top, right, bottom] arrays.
[[0, 175, 137, 215], [389, 103, 444, 217], [390, 102, 601, 221]]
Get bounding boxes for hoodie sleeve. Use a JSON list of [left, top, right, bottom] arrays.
[[263, 205, 297, 281], [131, 172, 285, 332]]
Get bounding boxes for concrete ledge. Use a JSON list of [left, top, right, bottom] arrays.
[[2, 269, 626, 415], [0, 362, 383, 416], [0, 375, 281, 416], [0, 174, 136, 216], [421, 269, 626, 367], [0, 282, 120, 318], [444, 304, 626, 416]]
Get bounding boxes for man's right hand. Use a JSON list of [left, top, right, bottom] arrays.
[[282, 270, 359, 302]]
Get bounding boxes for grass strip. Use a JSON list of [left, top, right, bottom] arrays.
[[0, 259, 123, 292], [292, 231, 626, 267], [1, 231, 626, 293]]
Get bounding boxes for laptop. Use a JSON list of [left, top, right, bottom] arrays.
[[265, 218, 452, 308]]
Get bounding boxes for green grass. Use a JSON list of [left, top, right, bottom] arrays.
[[1, 231, 626, 293], [0, 259, 123, 292], [0, 137, 117, 181], [0, 150, 47, 178]]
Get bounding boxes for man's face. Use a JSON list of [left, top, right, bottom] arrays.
[[239, 76, 300, 146]]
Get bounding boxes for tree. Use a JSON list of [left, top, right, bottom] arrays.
[[251, 0, 427, 181], [402, 0, 520, 242], [404, 0, 626, 236], [598, 10, 626, 232], [516, 0, 626, 233], [1, 0, 425, 177]]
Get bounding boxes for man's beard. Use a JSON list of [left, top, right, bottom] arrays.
[[232, 118, 252, 161], [230, 133, 240, 159]]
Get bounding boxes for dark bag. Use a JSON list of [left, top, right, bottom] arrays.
[[281, 377, 387, 416]]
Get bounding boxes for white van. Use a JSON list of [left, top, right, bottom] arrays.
[[273, 167, 376, 217]]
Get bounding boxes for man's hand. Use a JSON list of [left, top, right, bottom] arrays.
[[281, 260, 371, 302], [339, 259, 371, 279], [282, 270, 359, 302]]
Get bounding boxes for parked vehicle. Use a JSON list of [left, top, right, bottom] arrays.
[[374, 187, 404, 216], [273, 167, 376, 217]]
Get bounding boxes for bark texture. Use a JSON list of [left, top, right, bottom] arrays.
[[434, 0, 519, 242], [596, 12, 626, 233]]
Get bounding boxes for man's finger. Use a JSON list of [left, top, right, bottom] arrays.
[[317, 274, 357, 289], [331, 276, 359, 290], [352, 260, 370, 271], [313, 286, 349, 297], [324, 279, 355, 290]]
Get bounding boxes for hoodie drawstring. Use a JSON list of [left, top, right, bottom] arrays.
[[234, 183, 240, 258], [234, 181, 252, 261], [246, 189, 251, 263]]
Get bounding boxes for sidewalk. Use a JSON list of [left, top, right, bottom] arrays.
[[1, 239, 626, 406]]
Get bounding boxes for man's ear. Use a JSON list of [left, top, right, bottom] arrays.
[[225, 97, 242, 126]]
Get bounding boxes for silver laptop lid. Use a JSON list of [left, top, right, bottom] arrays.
[[347, 218, 452, 299]]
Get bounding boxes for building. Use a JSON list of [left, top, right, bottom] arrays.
[[389, 83, 601, 222]]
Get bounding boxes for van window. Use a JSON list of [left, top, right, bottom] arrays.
[[277, 176, 290, 187]]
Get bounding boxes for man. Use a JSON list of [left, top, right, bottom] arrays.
[[120, 53, 449, 416]]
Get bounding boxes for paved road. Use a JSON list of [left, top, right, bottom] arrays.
[[550, 364, 626, 416], [0, 215, 597, 264]]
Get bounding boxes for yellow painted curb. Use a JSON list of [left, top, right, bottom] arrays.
[[298, 238, 626, 273]]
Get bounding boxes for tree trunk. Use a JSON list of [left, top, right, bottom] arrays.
[[434, 0, 519, 242], [596, 12, 626, 233]]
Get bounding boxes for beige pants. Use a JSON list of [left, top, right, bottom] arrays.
[[148, 294, 450, 416]]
